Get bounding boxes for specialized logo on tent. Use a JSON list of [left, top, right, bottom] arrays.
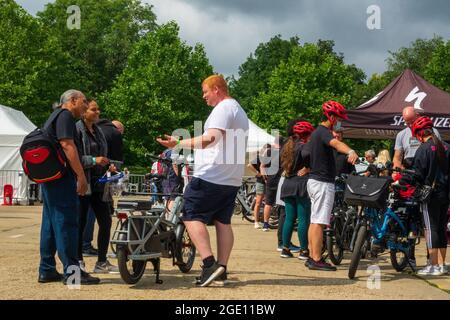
[[405, 86, 427, 111]]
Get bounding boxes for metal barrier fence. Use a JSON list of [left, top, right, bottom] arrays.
[[126, 174, 147, 193]]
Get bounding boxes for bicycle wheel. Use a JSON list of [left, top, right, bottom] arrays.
[[389, 230, 410, 272], [174, 223, 196, 273], [348, 224, 367, 279], [117, 246, 147, 284], [268, 205, 279, 229], [241, 192, 257, 223], [326, 214, 344, 265], [116, 222, 147, 284]]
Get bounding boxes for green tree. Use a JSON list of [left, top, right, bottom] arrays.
[[384, 36, 444, 81], [102, 22, 213, 165], [37, 0, 157, 96], [0, 0, 63, 124], [229, 35, 300, 111], [425, 40, 450, 92], [250, 41, 364, 133]]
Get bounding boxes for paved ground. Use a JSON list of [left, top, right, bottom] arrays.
[[0, 204, 449, 300]]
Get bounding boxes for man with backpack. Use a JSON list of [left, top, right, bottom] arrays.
[[36, 90, 100, 285]]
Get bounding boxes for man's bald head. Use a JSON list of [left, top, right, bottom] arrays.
[[112, 120, 124, 134], [402, 106, 418, 127]]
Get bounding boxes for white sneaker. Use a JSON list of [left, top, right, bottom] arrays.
[[79, 260, 87, 273], [438, 264, 448, 274], [417, 265, 443, 276], [94, 260, 119, 274], [254, 222, 261, 229]]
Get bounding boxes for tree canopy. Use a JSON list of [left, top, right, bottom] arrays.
[[102, 22, 213, 164]]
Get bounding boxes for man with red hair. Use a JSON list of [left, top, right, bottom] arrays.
[[157, 75, 249, 286]]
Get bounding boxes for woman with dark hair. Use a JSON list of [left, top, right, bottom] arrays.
[[402, 116, 448, 276], [76, 100, 118, 274], [279, 119, 315, 259]]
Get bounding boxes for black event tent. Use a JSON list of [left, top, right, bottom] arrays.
[[343, 69, 450, 141]]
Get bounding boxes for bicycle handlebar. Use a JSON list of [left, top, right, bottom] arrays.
[[97, 172, 124, 184]]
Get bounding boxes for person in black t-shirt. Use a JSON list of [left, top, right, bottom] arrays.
[[39, 89, 100, 285], [260, 141, 283, 232], [400, 116, 448, 276], [247, 152, 266, 229], [97, 119, 124, 162], [305, 100, 359, 271]]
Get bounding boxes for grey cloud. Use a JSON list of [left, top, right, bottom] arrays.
[[16, 0, 450, 79]]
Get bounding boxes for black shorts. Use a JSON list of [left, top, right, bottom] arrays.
[[265, 175, 280, 206], [182, 178, 240, 225]]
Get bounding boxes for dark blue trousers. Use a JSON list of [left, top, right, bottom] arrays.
[[39, 173, 79, 276]]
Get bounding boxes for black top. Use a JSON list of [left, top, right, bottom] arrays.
[[97, 119, 124, 162], [308, 125, 336, 183], [334, 150, 355, 176], [86, 129, 104, 184], [250, 155, 265, 184], [45, 109, 77, 142], [406, 139, 450, 199], [161, 149, 182, 188], [262, 145, 282, 189], [44, 108, 79, 170], [281, 142, 309, 199]]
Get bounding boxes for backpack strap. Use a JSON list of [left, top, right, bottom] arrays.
[[43, 108, 67, 132]]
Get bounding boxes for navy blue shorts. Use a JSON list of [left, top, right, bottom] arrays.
[[182, 178, 240, 225]]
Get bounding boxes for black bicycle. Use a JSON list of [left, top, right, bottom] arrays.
[[325, 175, 358, 265]]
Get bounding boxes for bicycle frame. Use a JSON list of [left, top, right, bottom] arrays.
[[365, 207, 408, 241], [110, 194, 184, 259]]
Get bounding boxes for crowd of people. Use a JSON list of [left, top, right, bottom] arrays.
[[248, 105, 448, 276], [37, 75, 448, 288]]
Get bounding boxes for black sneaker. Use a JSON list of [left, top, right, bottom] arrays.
[[195, 262, 225, 287], [280, 248, 293, 258], [82, 247, 98, 257], [214, 271, 228, 286], [304, 257, 313, 268], [308, 258, 337, 271], [298, 249, 310, 261], [195, 272, 228, 286], [63, 270, 101, 285], [38, 271, 63, 283]]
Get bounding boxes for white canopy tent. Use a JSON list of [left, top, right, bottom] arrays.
[[245, 119, 276, 177], [0, 104, 36, 203], [247, 119, 275, 153]]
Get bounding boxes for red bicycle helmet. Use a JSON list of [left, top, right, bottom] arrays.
[[293, 121, 315, 136], [322, 100, 348, 121], [411, 116, 433, 138]]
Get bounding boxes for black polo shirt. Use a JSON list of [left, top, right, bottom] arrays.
[[308, 125, 336, 183]]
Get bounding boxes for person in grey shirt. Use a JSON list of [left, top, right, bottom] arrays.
[[393, 106, 440, 170]]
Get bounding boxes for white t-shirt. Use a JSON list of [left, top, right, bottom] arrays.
[[194, 98, 249, 186], [395, 127, 440, 159]]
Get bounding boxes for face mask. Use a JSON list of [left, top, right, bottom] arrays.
[[333, 120, 342, 131]]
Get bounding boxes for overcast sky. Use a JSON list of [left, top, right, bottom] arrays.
[[16, 0, 450, 80]]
